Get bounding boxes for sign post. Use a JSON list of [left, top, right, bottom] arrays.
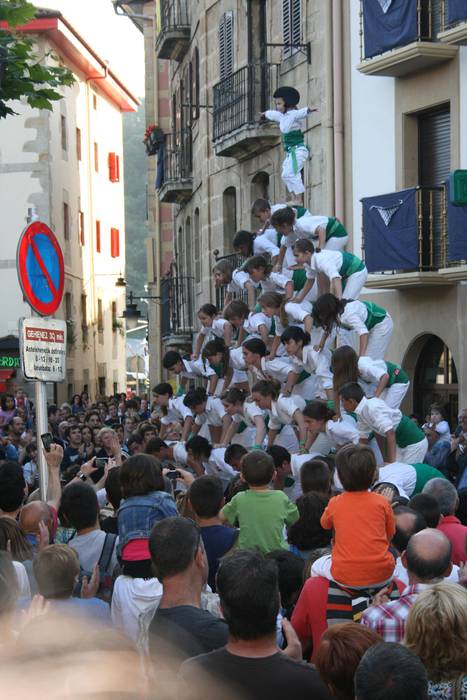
[[17, 218, 65, 501]]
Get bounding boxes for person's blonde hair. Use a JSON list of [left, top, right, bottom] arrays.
[[404, 582, 467, 682], [33, 544, 80, 599]]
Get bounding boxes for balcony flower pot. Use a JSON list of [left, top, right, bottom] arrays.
[[144, 124, 164, 156]]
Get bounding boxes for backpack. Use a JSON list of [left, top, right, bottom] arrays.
[[73, 532, 118, 604]]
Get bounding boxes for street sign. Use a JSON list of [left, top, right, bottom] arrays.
[[19, 317, 67, 382], [16, 221, 64, 316]]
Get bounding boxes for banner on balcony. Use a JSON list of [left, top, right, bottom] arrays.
[[362, 188, 418, 272], [363, 0, 417, 59], [447, 0, 466, 25], [446, 181, 467, 262]]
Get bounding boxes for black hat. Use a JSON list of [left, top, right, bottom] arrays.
[[273, 86, 300, 107]]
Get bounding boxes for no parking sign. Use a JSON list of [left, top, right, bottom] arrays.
[[16, 221, 64, 315]]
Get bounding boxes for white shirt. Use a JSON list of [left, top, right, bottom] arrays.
[[340, 301, 370, 336], [204, 447, 239, 481], [160, 397, 192, 426], [228, 268, 251, 293], [254, 231, 280, 257], [13, 560, 31, 598], [273, 303, 313, 337], [358, 356, 389, 383], [181, 357, 215, 379], [111, 575, 163, 643], [264, 107, 310, 133], [249, 356, 296, 385], [393, 558, 461, 585], [194, 396, 226, 427], [171, 442, 188, 466], [199, 318, 230, 338], [232, 400, 266, 428], [259, 271, 291, 294], [308, 250, 343, 280], [243, 311, 272, 337], [325, 417, 360, 449], [356, 396, 402, 439], [268, 395, 306, 430], [281, 217, 318, 249], [377, 462, 417, 499]]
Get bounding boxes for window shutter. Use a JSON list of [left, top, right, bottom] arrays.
[[79, 211, 85, 246], [108, 152, 120, 182], [219, 12, 233, 81], [283, 0, 291, 57], [292, 0, 301, 46], [283, 0, 301, 58], [96, 220, 101, 253], [110, 228, 120, 258]]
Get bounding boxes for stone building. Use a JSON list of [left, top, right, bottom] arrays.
[[0, 10, 139, 400]]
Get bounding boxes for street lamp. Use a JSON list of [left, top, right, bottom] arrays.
[[120, 290, 162, 330]]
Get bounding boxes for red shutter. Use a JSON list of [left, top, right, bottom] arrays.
[[110, 228, 120, 257], [79, 211, 85, 246], [108, 152, 120, 182]]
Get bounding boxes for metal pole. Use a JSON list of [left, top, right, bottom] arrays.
[[27, 207, 49, 500]]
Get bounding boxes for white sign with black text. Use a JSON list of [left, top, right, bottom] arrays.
[[19, 317, 67, 382]]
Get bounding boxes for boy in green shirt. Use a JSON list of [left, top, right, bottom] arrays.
[[221, 451, 299, 553]]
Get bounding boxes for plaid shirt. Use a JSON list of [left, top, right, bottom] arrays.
[[360, 584, 430, 642]]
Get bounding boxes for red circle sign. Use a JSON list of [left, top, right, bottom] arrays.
[[17, 221, 64, 316]]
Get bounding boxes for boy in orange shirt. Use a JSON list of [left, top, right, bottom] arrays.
[[317, 444, 396, 587]]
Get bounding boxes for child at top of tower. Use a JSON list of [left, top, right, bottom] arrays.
[[260, 86, 317, 204]]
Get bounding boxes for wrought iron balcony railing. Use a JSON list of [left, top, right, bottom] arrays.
[[213, 252, 247, 310], [160, 269, 195, 339], [163, 129, 192, 183], [156, 0, 190, 60], [213, 63, 279, 142]]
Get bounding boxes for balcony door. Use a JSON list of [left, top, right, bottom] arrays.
[[418, 105, 450, 267], [247, 0, 267, 63]]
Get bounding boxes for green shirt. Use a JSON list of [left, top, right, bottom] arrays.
[[385, 361, 409, 386], [362, 301, 388, 330], [222, 489, 299, 553], [411, 463, 448, 495]]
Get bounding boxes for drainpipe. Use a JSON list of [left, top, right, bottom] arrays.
[[150, 11, 162, 382], [332, 0, 345, 222], [324, 0, 335, 215]]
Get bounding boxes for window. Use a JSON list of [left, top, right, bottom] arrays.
[[218, 12, 234, 81], [97, 299, 104, 331], [79, 211, 85, 246], [108, 153, 120, 182], [76, 128, 82, 161], [191, 47, 200, 121], [63, 202, 69, 241], [111, 301, 117, 324], [65, 292, 72, 320], [194, 208, 201, 285], [94, 142, 99, 172], [282, 0, 301, 59], [222, 187, 237, 253], [61, 115, 67, 151], [110, 228, 120, 258], [81, 294, 88, 343], [95, 220, 101, 253]]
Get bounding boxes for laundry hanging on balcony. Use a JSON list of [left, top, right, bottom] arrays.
[[361, 188, 418, 272], [447, 0, 467, 25], [362, 0, 417, 59], [446, 180, 467, 262]]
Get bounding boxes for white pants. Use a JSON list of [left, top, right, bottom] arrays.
[[381, 382, 409, 410], [292, 374, 320, 401], [232, 426, 257, 448], [324, 235, 349, 252], [281, 146, 309, 195], [274, 424, 299, 454], [366, 315, 394, 360], [342, 267, 368, 300], [396, 437, 429, 464]]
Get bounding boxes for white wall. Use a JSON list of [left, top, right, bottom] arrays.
[[349, 0, 396, 256]]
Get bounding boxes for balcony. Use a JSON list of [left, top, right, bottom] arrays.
[[155, 0, 190, 61], [361, 186, 459, 288], [357, 0, 457, 77], [438, 0, 467, 44], [213, 252, 247, 309], [157, 130, 193, 204], [212, 63, 280, 160], [160, 267, 195, 346]]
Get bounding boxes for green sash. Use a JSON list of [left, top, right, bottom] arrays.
[[395, 416, 425, 448], [294, 206, 307, 219], [385, 361, 409, 386], [326, 217, 348, 240], [362, 301, 387, 330], [236, 420, 248, 434], [339, 252, 365, 279], [296, 369, 311, 384], [210, 362, 224, 379], [282, 130, 307, 173], [292, 268, 307, 291]]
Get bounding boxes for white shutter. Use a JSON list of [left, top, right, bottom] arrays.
[[219, 11, 234, 81]]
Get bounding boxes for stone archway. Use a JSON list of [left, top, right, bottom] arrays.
[[403, 334, 459, 427]]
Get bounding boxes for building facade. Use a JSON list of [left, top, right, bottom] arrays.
[[0, 11, 138, 401], [126, 0, 466, 419]]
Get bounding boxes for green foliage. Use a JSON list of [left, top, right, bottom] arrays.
[[123, 100, 148, 294], [0, 0, 75, 119]]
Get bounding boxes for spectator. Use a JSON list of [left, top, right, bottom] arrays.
[[391, 505, 427, 584], [361, 528, 452, 642], [85, 410, 102, 430], [0, 551, 20, 640], [19, 501, 54, 550], [127, 432, 144, 456], [354, 642, 428, 700], [446, 407, 467, 486], [299, 458, 332, 498], [423, 478, 467, 564], [266, 550, 305, 619], [424, 425, 451, 472], [148, 517, 228, 687], [188, 475, 238, 592], [409, 493, 441, 528], [6, 416, 26, 461], [59, 482, 118, 591], [70, 394, 84, 416], [404, 582, 467, 698], [21, 443, 38, 489], [0, 518, 33, 597], [100, 466, 121, 535], [221, 450, 299, 553], [0, 461, 26, 518], [33, 544, 111, 624], [139, 423, 157, 448], [315, 623, 382, 700], [287, 493, 331, 560], [60, 425, 84, 472], [0, 393, 16, 427], [179, 550, 331, 700]]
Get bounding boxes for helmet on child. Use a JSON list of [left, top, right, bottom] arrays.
[[273, 86, 300, 108]]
